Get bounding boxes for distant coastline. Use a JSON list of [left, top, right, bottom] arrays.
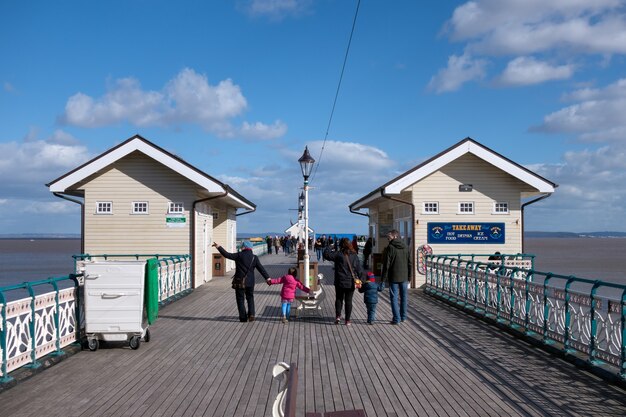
[[525, 231, 626, 238], [0, 234, 80, 239], [3, 231, 626, 240]]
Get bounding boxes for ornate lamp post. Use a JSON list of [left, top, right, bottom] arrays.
[[298, 146, 315, 288]]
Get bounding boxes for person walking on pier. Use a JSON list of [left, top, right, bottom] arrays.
[[358, 271, 384, 324], [324, 237, 363, 326], [381, 229, 411, 325], [213, 241, 270, 322], [266, 267, 310, 323]]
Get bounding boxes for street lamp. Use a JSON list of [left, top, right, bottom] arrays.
[[298, 146, 315, 288]]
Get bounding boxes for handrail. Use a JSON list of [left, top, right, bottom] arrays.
[[1, 274, 81, 383], [425, 254, 626, 382]]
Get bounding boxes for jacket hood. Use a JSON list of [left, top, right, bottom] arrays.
[[389, 239, 407, 250]]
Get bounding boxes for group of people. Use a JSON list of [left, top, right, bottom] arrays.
[[265, 235, 299, 255], [213, 229, 411, 325]]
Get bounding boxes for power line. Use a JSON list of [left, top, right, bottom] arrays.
[[310, 0, 361, 184]]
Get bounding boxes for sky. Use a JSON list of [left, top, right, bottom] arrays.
[[2, 0, 626, 235]]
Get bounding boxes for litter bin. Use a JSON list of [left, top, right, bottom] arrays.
[[298, 261, 319, 290], [83, 260, 150, 351], [213, 254, 225, 276]]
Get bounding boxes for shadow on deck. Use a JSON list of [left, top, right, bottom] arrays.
[[1, 253, 625, 417]]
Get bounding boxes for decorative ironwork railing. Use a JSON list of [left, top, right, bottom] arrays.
[[1, 254, 191, 382], [1, 275, 80, 382], [425, 254, 626, 381]]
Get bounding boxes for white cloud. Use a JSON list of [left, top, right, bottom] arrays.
[[533, 78, 626, 141], [0, 135, 91, 198], [242, 0, 312, 20], [447, 1, 626, 55], [497, 56, 574, 86], [61, 68, 286, 140], [433, 1, 626, 91], [23, 200, 77, 214], [527, 143, 626, 231], [240, 120, 288, 140], [427, 53, 487, 93]]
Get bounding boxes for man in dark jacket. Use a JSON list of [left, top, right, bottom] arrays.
[[213, 240, 269, 322], [381, 230, 412, 324]]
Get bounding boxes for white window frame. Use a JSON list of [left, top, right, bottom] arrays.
[[168, 202, 184, 214], [96, 201, 112, 214], [132, 201, 149, 214], [493, 202, 509, 214], [458, 201, 474, 215], [422, 201, 439, 215]]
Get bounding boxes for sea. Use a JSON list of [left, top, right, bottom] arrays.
[[1, 237, 625, 289]]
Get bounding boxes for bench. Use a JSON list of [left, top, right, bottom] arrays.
[[272, 362, 367, 417]]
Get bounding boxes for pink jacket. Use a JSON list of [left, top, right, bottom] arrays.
[[269, 274, 310, 301]]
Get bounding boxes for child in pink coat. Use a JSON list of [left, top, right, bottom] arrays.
[[267, 267, 310, 323]]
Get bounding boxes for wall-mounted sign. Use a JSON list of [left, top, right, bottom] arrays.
[[427, 222, 505, 244], [459, 184, 473, 192], [166, 214, 187, 228]]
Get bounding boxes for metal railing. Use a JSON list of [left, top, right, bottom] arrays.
[[424, 254, 626, 381], [1, 254, 192, 382], [1, 275, 81, 382]]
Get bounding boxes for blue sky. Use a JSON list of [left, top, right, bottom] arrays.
[[2, 0, 626, 235]]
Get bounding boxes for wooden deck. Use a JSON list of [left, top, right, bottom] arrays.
[[1, 252, 625, 417]]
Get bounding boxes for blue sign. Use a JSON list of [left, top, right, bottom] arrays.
[[427, 222, 505, 244]]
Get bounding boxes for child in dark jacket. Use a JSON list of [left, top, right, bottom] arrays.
[[267, 267, 310, 323], [358, 271, 384, 324]]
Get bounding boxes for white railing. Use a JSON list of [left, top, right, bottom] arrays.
[[1, 254, 192, 382]]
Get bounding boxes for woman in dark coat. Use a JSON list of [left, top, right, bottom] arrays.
[[323, 237, 363, 325], [213, 240, 269, 322]]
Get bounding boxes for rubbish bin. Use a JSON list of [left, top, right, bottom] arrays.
[[298, 261, 319, 290], [213, 254, 225, 276], [83, 260, 150, 351]]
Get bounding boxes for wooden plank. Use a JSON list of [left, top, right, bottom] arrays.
[[1, 253, 626, 417]]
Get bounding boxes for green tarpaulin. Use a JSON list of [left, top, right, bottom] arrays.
[[145, 259, 159, 325]]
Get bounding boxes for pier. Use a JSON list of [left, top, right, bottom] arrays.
[[1, 252, 625, 417]]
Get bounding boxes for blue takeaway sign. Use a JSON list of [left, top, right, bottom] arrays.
[[427, 222, 505, 244]]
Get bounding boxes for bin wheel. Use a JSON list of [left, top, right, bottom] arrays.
[[129, 336, 141, 350], [88, 338, 99, 351], [144, 328, 151, 343]]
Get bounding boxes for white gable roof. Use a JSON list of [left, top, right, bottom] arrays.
[[351, 138, 557, 210], [47, 134, 254, 210]]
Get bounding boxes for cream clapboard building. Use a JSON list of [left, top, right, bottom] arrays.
[[47, 134, 255, 287], [349, 138, 557, 287]]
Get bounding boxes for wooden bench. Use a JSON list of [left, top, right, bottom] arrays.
[[272, 362, 367, 417]]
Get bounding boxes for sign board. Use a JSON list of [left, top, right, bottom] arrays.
[[427, 222, 505, 244], [166, 214, 187, 228]]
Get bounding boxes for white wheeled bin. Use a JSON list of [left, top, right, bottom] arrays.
[[83, 260, 150, 351]]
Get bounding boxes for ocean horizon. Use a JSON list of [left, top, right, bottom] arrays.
[[1, 237, 625, 289]]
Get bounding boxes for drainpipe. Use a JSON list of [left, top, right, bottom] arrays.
[[521, 193, 552, 253], [53, 193, 84, 254], [192, 191, 228, 288], [380, 189, 417, 288]]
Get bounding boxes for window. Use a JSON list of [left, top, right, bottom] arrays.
[[96, 201, 112, 214], [494, 202, 509, 214], [423, 202, 439, 214], [212, 212, 219, 220], [132, 201, 149, 214], [458, 202, 474, 214], [169, 202, 184, 213]]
